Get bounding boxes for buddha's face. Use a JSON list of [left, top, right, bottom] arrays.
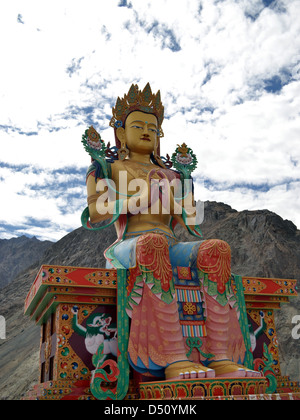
[[116, 111, 158, 155]]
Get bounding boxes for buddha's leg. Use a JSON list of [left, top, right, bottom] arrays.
[[197, 239, 261, 378], [128, 232, 214, 380], [203, 292, 248, 377]]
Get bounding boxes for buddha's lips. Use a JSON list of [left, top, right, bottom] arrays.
[[141, 136, 151, 141]]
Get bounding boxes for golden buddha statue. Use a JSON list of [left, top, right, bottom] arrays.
[[83, 83, 260, 380]]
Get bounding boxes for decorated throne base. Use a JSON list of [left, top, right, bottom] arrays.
[[23, 265, 300, 401]]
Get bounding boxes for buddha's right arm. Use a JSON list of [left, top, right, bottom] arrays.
[[86, 175, 117, 224]]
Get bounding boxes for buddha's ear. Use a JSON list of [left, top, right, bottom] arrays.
[[116, 126, 125, 142]]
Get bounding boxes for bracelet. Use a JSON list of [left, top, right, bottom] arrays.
[[87, 194, 100, 205]]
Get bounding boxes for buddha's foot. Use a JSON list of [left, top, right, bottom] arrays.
[[208, 360, 262, 378], [165, 361, 215, 381]]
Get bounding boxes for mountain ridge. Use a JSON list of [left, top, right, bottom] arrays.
[[0, 236, 53, 290]]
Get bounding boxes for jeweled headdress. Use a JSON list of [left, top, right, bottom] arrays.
[[109, 83, 164, 138]]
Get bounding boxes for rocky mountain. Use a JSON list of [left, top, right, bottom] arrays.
[[0, 201, 299, 400], [0, 236, 53, 289]]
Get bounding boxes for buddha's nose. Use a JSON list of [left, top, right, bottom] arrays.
[[142, 125, 150, 136]]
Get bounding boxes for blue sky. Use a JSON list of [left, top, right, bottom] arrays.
[[0, 0, 300, 241]]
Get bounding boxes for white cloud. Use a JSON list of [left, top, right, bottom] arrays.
[[0, 164, 86, 241], [195, 179, 300, 229], [0, 0, 300, 240], [185, 80, 300, 184]]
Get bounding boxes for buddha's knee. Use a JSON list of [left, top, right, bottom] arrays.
[[136, 233, 172, 287], [197, 239, 231, 272], [136, 232, 170, 265]]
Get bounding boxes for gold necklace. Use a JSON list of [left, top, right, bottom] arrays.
[[120, 161, 149, 180]]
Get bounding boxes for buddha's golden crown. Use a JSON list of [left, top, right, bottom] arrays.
[[109, 83, 164, 136]]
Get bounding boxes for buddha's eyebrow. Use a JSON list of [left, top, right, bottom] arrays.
[[131, 120, 157, 127]]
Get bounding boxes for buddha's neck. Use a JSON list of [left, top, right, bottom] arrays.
[[129, 151, 152, 164]]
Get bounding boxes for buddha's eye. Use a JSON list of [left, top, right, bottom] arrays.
[[131, 125, 143, 129]]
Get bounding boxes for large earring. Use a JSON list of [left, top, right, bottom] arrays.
[[153, 139, 159, 160], [118, 141, 129, 161], [153, 138, 166, 169]]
